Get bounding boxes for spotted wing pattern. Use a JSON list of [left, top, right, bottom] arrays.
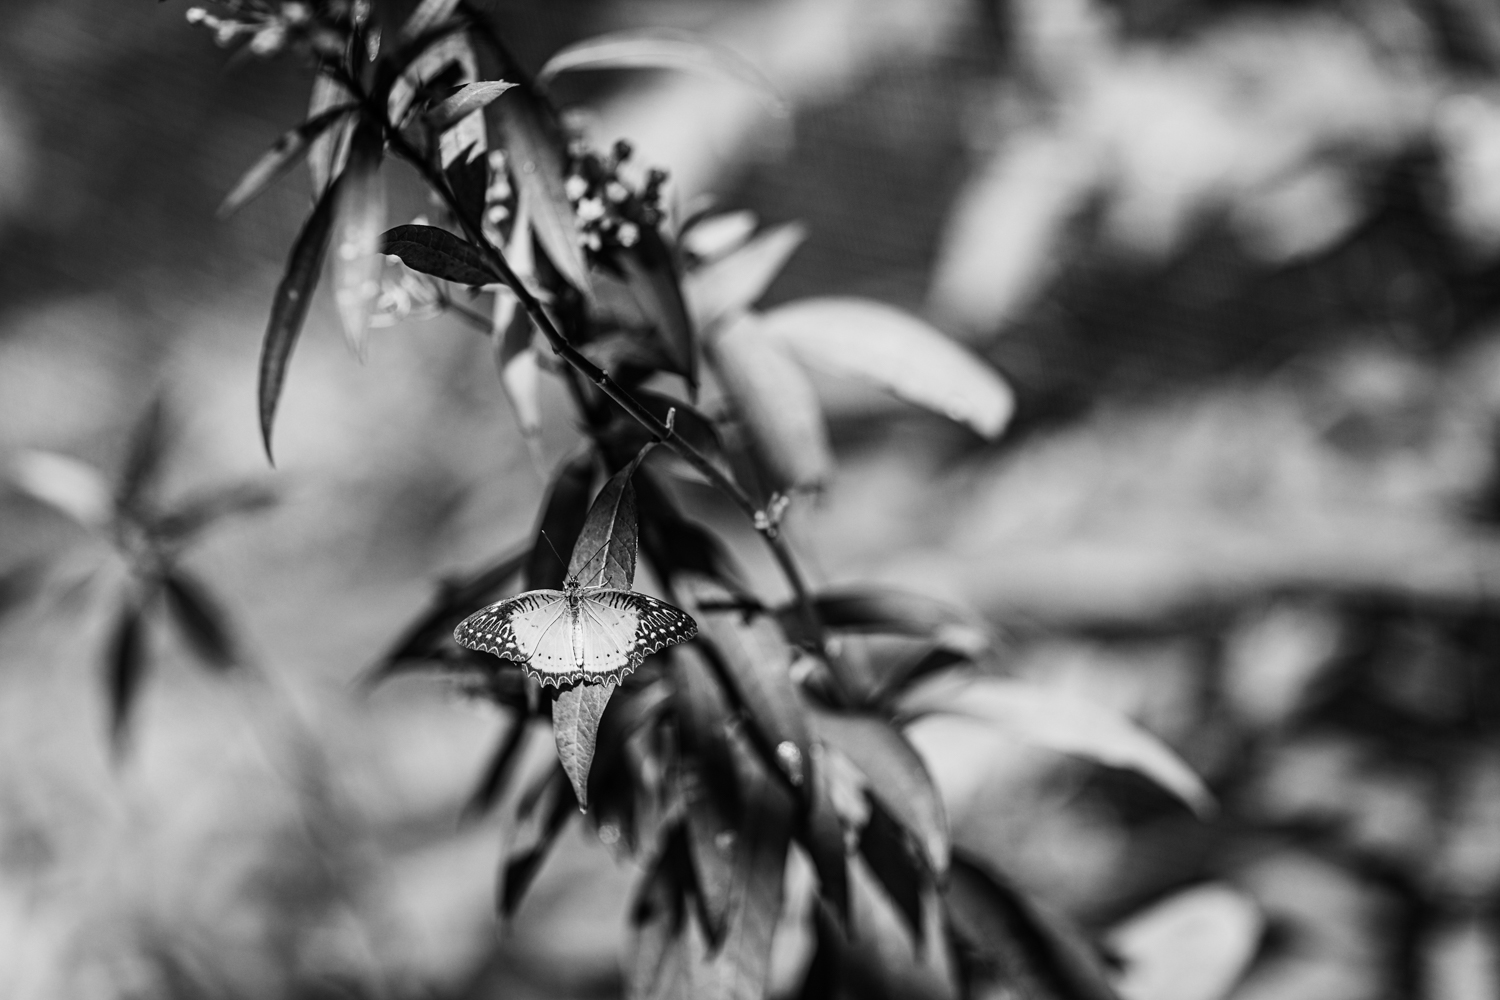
[[453, 588, 698, 687]]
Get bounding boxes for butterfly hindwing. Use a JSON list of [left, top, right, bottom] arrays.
[[589, 590, 699, 661]]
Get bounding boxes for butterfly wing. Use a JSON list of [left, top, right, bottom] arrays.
[[585, 590, 699, 667], [455, 591, 570, 671]]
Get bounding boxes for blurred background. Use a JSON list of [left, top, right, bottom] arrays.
[[6, 0, 1500, 997]]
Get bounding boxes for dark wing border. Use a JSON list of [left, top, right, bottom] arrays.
[[454, 590, 565, 664]]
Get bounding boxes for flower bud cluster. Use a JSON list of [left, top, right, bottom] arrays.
[[563, 139, 668, 258], [184, 1, 355, 58], [481, 149, 517, 248]]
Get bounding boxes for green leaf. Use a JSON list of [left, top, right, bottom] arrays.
[[537, 30, 786, 116], [259, 171, 339, 463], [306, 74, 354, 194], [620, 226, 698, 384], [707, 313, 831, 492], [330, 119, 388, 354], [685, 222, 806, 331], [219, 104, 356, 218], [526, 452, 596, 591], [1105, 884, 1262, 1000], [900, 675, 1214, 817], [426, 79, 516, 130], [162, 570, 237, 670], [10, 450, 114, 529], [568, 444, 654, 590], [758, 297, 1015, 439], [462, 714, 532, 821], [809, 710, 949, 876], [945, 850, 1120, 1000], [551, 679, 616, 808], [105, 597, 147, 754], [781, 589, 991, 659], [380, 223, 500, 286]]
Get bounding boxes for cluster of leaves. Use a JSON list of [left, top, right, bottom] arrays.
[[189, 1, 1214, 996], [7, 400, 274, 751]]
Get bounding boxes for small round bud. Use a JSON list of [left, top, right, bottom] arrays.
[[564, 174, 589, 202]]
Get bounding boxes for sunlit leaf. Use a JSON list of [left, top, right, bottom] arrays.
[[11, 450, 114, 530], [526, 451, 596, 591], [901, 675, 1214, 817], [380, 223, 499, 286], [426, 79, 516, 130], [219, 104, 356, 217], [387, 31, 479, 124], [569, 444, 654, 590], [462, 714, 532, 821], [105, 597, 147, 753], [707, 313, 831, 492], [1106, 884, 1262, 1000], [685, 222, 806, 331], [162, 570, 237, 670], [537, 30, 786, 116], [330, 119, 387, 354], [945, 850, 1119, 1000], [306, 73, 354, 194], [680, 210, 758, 262], [259, 172, 339, 463], [552, 679, 617, 808], [758, 297, 1015, 439], [398, 0, 462, 43], [809, 710, 948, 876], [620, 226, 697, 384]]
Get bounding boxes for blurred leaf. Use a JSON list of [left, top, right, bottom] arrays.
[[781, 589, 991, 659], [1106, 884, 1262, 1000], [387, 30, 479, 124], [306, 73, 354, 194], [0, 559, 43, 623], [426, 80, 515, 130], [500, 764, 577, 916], [803, 745, 854, 925], [380, 223, 499, 286], [493, 83, 590, 294], [569, 444, 654, 589], [161, 570, 237, 670], [462, 714, 531, 821], [219, 104, 356, 218], [614, 390, 730, 480], [759, 298, 1015, 439], [526, 451, 595, 591], [859, 801, 926, 943], [620, 227, 697, 384], [810, 710, 948, 876], [105, 597, 147, 753], [680, 210, 758, 262], [116, 396, 169, 514], [673, 646, 740, 939], [331, 119, 388, 354], [153, 482, 277, 542], [628, 823, 697, 999], [686, 578, 812, 791], [588, 679, 671, 851], [537, 30, 785, 115], [685, 222, 806, 331], [636, 471, 748, 598], [398, 0, 462, 42], [870, 646, 969, 704], [944, 850, 1119, 1000], [900, 675, 1214, 816], [552, 680, 616, 808], [259, 172, 339, 463], [708, 313, 831, 492], [495, 302, 540, 438], [11, 450, 114, 529]]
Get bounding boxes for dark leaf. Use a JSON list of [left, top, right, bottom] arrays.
[[780, 589, 991, 659], [587, 679, 672, 851], [162, 570, 238, 670], [426, 80, 516, 129], [624, 390, 726, 470], [810, 709, 948, 876], [105, 598, 147, 753], [0, 559, 43, 623], [526, 451, 596, 591], [627, 823, 698, 999], [685, 222, 806, 331], [672, 646, 741, 939], [330, 118, 388, 353], [758, 297, 1015, 440], [795, 905, 843, 1000], [620, 227, 697, 385], [153, 482, 277, 542], [945, 850, 1120, 1000], [306, 74, 354, 194], [499, 764, 577, 916], [461, 713, 531, 821], [219, 104, 357, 218], [259, 172, 340, 463], [859, 801, 926, 944], [871, 646, 969, 703], [568, 443, 654, 590], [551, 679, 616, 808], [707, 313, 830, 492], [445, 145, 490, 238], [493, 85, 591, 294], [380, 223, 500, 286], [802, 747, 852, 926], [116, 396, 169, 514]]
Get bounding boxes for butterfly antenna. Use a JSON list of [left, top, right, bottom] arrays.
[[539, 530, 567, 570]]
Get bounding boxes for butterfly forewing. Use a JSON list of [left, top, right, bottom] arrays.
[[454, 587, 698, 687]]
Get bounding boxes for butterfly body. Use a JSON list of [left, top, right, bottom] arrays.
[[455, 579, 697, 687]]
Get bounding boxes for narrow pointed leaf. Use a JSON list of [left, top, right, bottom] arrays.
[[105, 598, 147, 752], [780, 589, 991, 658], [153, 482, 277, 542], [162, 570, 237, 670], [708, 313, 831, 491], [537, 30, 785, 116], [526, 451, 595, 591], [387, 31, 480, 124], [11, 450, 114, 529], [568, 444, 654, 590], [306, 74, 354, 194], [587, 679, 671, 852], [427, 80, 516, 130], [859, 801, 926, 942], [380, 223, 500, 286], [331, 119, 387, 354], [901, 675, 1213, 817], [219, 105, 356, 218], [462, 714, 531, 821], [496, 88, 590, 294], [810, 710, 949, 876], [621, 226, 697, 384], [685, 222, 806, 331], [759, 298, 1015, 439], [1106, 884, 1262, 1000], [116, 396, 169, 512], [499, 765, 577, 916], [551, 679, 616, 808], [399, 0, 462, 42]]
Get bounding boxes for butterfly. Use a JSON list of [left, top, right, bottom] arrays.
[[453, 577, 698, 687]]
